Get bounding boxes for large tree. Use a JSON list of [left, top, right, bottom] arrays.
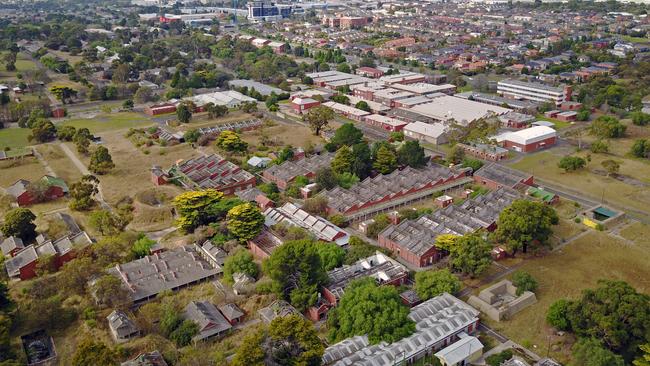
[[231, 315, 324, 366], [331, 146, 354, 175], [303, 105, 334, 136], [264, 240, 327, 311], [397, 140, 427, 168], [72, 339, 117, 366], [492, 200, 559, 253], [226, 203, 265, 241], [69, 175, 99, 211], [327, 278, 415, 344], [216, 130, 247, 152], [176, 102, 193, 123], [88, 146, 115, 175], [351, 142, 372, 179], [572, 338, 625, 366], [414, 269, 461, 300], [373, 145, 397, 174], [1, 208, 37, 242], [29, 118, 57, 142], [173, 189, 225, 232], [448, 233, 492, 277], [330, 123, 364, 149], [223, 249, 259, 284], [590, 115, 626, 139], [315, 242, 345, 271]]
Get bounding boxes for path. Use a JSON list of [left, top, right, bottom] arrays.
[[32, 146, 57, 177], [145, 227, 177, 241], [58, 142, 112, 210], [551, 229, 590, 252]]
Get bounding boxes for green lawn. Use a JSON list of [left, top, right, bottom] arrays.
[[0, 128, 33, 150], [0, 52, 37, 80], [535, 114, 572, 130], [60, 112, 155, 134]]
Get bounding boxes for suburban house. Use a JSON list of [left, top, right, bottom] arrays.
[[473, 163, 535, 190], [107, 244, 222, 304], [262, 152, 334, 190], [264, 202, 349, 246], [307, 252, 408, 321], [162, 154, 257, 195], [495, 125, 557, 153], [378, 188, 519, 267], [6, 175, 69, 206], [322, 293, 481, 366], [323, 165, 473, 221], [184, 301, 233, 342], [107, 310, 140, 343], [218, 303, 245, 325]]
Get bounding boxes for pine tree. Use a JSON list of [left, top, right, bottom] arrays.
[[373, 145, 397, 174]]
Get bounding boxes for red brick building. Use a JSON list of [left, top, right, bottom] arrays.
[[144, 103, 177, 116], [356, 67, 384, 78], [6, 176, 68, 207], [496, 126, 557, 153], [473, 163, 534, 190], [290, 97, 321, 114]]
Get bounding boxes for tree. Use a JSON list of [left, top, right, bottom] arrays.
[[590, 139, 609, 153], [49, 86, 77, 104], [223, 249, 259, 284], [74, 128, 91, 155], [591, 115, 626, 138], [122, 99, 134, 110], [72, 339, 117, 366], [331, 94, 350, 105], [134, 86, 154, 103], [216, 130, 248, 152], [112, 63, 130, 84], [355, 100, 371, 112], [351, 142, 372, 179], [69, 175, 99, 210], [511, 271, 538, 295], [170, 320, 199, 347], [315, 167, 338, 190], [331, 146, 354, 174], [173, 189, 225, 232], [227, 203, 265, 241], [315, 243, 345, 271], [1, 208, 36, 242], [486, 350, 514, 366], [330, 123, 363, 149], [631, 139, 650, 158], [92, 274, 130, 307], [434, 234, 459, 252], [633, 344, 650, 366], [462, 158, 484, 172], [131, 236, 156, 258], [397, 140, 427, 168], [176, 102, 193, 123], [601, 159, 620, 176], [29, 118, 57, 142], [547, 299, 572, 331], [449, 145, 466, 164], [303, 105, 334, 136], [336, 63, 351, 73], [327, 278, 415, 344], [264, 240, 327, 311], [631, 111, 650, 126], [558, 155, 586, 172], [57, 125, 77, 141], [344, 236, 379, 264], [414, 269, 461, 300], [89, 210, 123, 235], [493, 200, 558, 253], [373, 145, 397, 174], [366, 214, 392, 239], [572, 338, 625, 366], [448, 233, 492, 277], [337, 172, 359, 189], [89, 146, 115, 174], [231, 331, 266, 366]]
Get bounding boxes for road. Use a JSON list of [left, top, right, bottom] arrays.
[[58, 142, 112, 211]]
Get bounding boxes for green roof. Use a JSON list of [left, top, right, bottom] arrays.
[[594, 206, 617, 218], [40, 175, 69, 192], [527, 187, 556, 203]]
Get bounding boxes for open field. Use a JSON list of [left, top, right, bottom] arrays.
[[60, 112, 155, 134], [36, 144, 83, 183], [0, 128, 33, 149], [172, 111, 255, 132], [240, 120, 323, 151], [482, 226, 650, 364], [0, 156, 47, 187], [534, 114, 573, 130], [0, 52, 38, 80], [129, 185, 184, 232]]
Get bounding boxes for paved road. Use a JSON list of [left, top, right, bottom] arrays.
[[58, 142, 112, 210]]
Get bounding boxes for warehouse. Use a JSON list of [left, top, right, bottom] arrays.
[[495, 125, 557, 153]]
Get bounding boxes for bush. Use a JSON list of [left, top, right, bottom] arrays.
[[486, 350, 513, 366], [511, 271, 538, 295], [546, 299, 571, 330]]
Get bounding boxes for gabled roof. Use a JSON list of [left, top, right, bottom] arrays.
[[1, 236, 24, 256], [6, 179, 31, 198], [107, 310, 139, 339], [218, 303, 244, 321], [184, 301, 232, 341]]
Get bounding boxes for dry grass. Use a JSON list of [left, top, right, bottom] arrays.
[[129, 186, 183, 232], [0, 157, 47, 187], [482, 228, 650, 364], [173, 111, 254, 132], [36, 144, 83, 183], [240, 120, 323, 151]]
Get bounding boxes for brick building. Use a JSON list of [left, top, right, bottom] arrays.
[[262, 153, 334, 190]]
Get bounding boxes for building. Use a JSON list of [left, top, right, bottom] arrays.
[[378, 188, 519, 268], [22, 330, 58, 366], [495, 126, 557, 153], [5, 231, 92, 280], [323, 165, 472, 220], [219, 303, 245, 325], [121, 351, 168, 366], [229, 79, 283, 96], [322, 293, 480, 366], [6, 175, 69, 206], [526, 186, 559, 204], [308, 252, 408, 321], [259, 300, 303, 323], [107, 244, 222, 304], [499, 111, 536, 129], [144, 103, 178, 116], [107, 310, 140, 343], [468, 280, 537, 322], [403, 122, 449, 145], [435, 335, 484, 366], [457, 143, 509, 162], [473, 163, 534, 190], [165, 154, 256, 195], [406, 96, 511, 125], [307, 71, 371, 90], [184, 301, 233, 342], [185, 90, 256, 109], [323, 101, 371, 121], [380, 71, 427, 85], [247, 1, 292, 21], [264, 202, 349, 246], [363, 114, 409, 132], [497, 79, 571, 105], [262, 153, 333, 190], [1, 236, 24, 257], [356, 67, 384, 78], [248, 229, 284, 259], [291, 97, 321, 114], [390, 83, 456, 96]]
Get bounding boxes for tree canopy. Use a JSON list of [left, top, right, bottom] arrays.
[[88, 146, 115, 175], [223, 249, 259, 284], [327, 277, 415, 344], [492, 200, 559, 253], [1, 208, 37, 242], [303, 105, 334, 136], [590, 115, 626, 138], [373, 145, 397, 174], [329, 123, 364, 149], [572, 338, 625, 366], [558, 155, 587, 172], [414, 269, 461, 300], [173, 189, 225, 232], [511, 271, 538, 295], [397, 140, 427, 168], [226, 203, 265, 241], [448, 233, 493, 277]]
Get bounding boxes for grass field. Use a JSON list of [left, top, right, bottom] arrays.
[[173, 111, 254, 132], [0, 52, 37, 80], [0, 128, 33, 150], [35, 144, 83, 183], [0, 156, 47, 187], [60, 112, 155, 134], [534, 114, 573, 130], [240, 120, 323, 151], [483, 226, 650, 364]]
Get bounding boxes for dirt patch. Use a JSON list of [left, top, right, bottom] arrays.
[[129, 186, 183, 232]]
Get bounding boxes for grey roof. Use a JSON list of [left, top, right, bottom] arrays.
[[107, 310, 139, 339], [264, 153, 334, 184], [258, 300, 302, 323], [324, 165, 469, 214], [474, 163, 533, 189], [323, 293, 480, 366], [326, 252, 408, 301], [264, 202, 348, 244], [120, 351, 168, 366], [1, 236, 24, 256], [173, 154, 255, 190], [197, 119, 262, 136], [200, 240, 227, 267], [498, 79, 565, 94], [218, 303, 244, 321], [380, 188, 519, 256], [5, 246, 38, 277], [6, 179, 30, 198], [229, 79, 283, 96], [108, 244, 221, 303], [184, 300, 232, 341], [236, 187, 264, 202]]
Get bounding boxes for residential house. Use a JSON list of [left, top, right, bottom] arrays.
[[184, 301, 232, 342], [107, 310, 140, 343], [1, 236, 24, 257], [219, 303, 245, 325], [6, 175, 69, 206]]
